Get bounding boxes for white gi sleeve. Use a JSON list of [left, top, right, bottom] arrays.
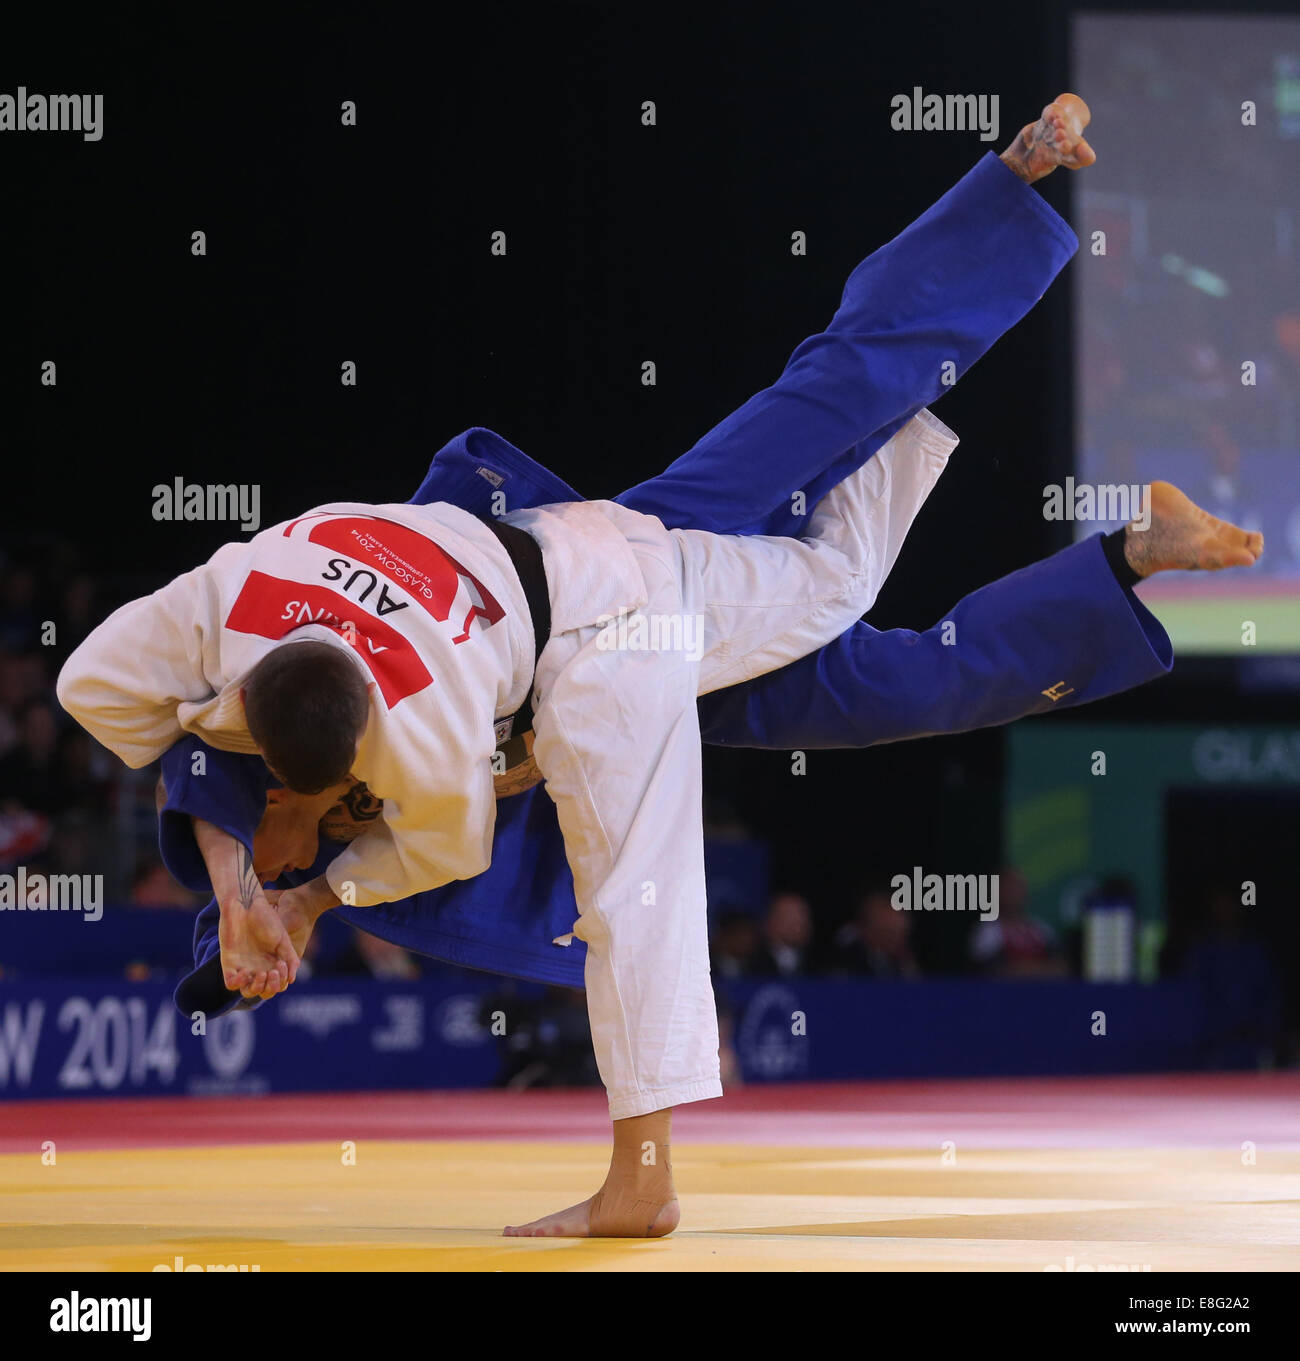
[[56, 562, 221, 769]]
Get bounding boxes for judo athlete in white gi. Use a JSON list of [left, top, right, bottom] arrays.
[[56, 96, 1264, 1237], [58, 413, 958, 1194]]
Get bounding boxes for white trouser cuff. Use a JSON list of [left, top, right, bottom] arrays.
[[607, 1077, 724, 1121]]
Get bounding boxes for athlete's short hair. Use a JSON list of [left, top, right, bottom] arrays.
[[242, 641, 369, 794]]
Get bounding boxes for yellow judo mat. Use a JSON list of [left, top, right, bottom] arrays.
[[4, 1138, 1299, 1272]]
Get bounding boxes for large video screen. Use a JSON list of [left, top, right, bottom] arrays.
[[1074, 14, 1300, 652]]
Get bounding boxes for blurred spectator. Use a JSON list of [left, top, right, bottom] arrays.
[[55, 573, 99, 653], [1071, 874, 1140, 981], [0, 652, 53, 760], [750, 890, 819, 976], [54, 728, 114, 816], [0, 807, 51, 869], [0, 698, 64, 814], [0, 657, 29, 756], [710, 908, 759, 978], [968, 868, 1067, 978], [325, 928, 423, 980], [480, 985, 599, 1089], [715, 989, 743, 1089], [44, 810, 111, 879], [1182, 885, 1282, 1069], [0, 564, 40, 651], [129, 855, 203, 910], [833, 886, 920, 979], [0, 554, 126, 886], [354, 930, 422, 980]]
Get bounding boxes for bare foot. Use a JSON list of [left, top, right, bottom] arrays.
[[503, 1107, 679, 1238], [503, 1187, 680, 1239], [1125, 482, 1264, 578], [1001, 93, 1096, 183]]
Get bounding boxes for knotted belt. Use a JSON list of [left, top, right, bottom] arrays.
[[481, 516, 550, 796]]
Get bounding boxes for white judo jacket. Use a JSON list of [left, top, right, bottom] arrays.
[[57, 501, 569, 906]]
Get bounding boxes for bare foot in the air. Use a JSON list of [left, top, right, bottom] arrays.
[[503, 1184, 680, 1239], [1001, 93, 1096, 183], [1124, 481, 1264, 578]]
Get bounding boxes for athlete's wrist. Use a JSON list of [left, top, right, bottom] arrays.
[[302, 875, 342, 919], [192, 817, 246, 906]]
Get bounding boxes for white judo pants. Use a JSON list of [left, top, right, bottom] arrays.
[[523, 412, 957, 1119]]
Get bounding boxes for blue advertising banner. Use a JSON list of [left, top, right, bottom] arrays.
[[0, 976, 508, 1100], [721, 977, 1207, 1082], [1, 975, 1210, 1102]]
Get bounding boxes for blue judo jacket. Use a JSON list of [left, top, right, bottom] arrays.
[[165, 155, 1172, 1015]]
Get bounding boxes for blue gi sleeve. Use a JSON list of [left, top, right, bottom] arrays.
[[159, 737, 282, 1019], [617, 152, 1079, 538], [409, 427, 583, 513], [697, 536, 1174, 748], [174, 898, 253, 1020], [157, 735, 272, 890]]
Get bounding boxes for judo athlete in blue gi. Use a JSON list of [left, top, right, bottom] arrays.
[[141, 97, 1261, 1237]]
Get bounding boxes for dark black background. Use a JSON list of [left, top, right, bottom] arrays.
[[5, 0, 1294, 952]]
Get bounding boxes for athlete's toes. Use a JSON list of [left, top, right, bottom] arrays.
[[502, 1215, 545, 1237], [1054, 92, 1092, 129], [1206, 523, 1262, 569], [1219, 542, 1261, 569], [1065, 136, 1096, 168], [503, 1201, 593, 1238], [503, 1219, 566, 1238], [1218, 519, 1263, 558]]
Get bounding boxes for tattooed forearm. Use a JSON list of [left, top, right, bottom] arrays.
[[235, 843, 262, 910]]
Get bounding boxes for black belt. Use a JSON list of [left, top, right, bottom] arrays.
[[482, 516, 550, 737]]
